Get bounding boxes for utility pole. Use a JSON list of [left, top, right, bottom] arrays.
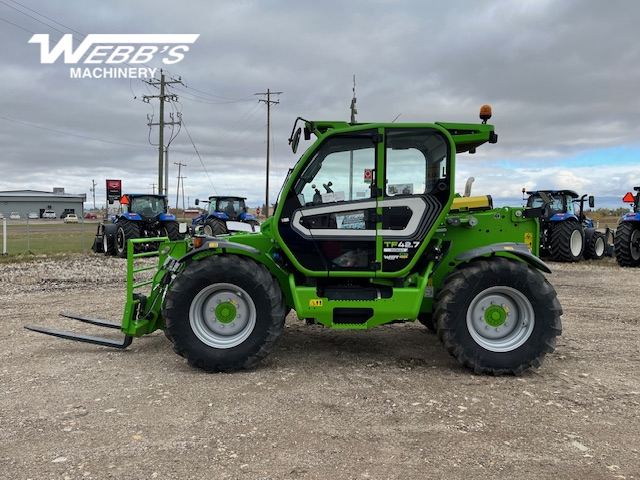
[[349, 75, 357, 200], [149, 183, 157, 194], [174, 162, 186, 211], [143, 70, 183, 195], [256, 89, 282, 218], [90, 179, 97, 210]]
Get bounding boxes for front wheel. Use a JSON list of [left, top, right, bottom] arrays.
[[163, 255, 286, 372], [434, 258, 562, 376], [548, 221, 584, 262], [584, 231, 606, 260], [204, 218, 228, 236]]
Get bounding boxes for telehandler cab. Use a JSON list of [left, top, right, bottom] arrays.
[[26, 106, 562, 376]]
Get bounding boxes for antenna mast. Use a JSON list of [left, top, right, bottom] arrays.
[[350, 75, 357, 124]]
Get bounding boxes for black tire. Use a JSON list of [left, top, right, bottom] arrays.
[[434, 258, 562, 376], [614, 222, 640, 267], [101, 224, 117, 256], [417, 313, 436, 332], [161, 220, 183, 241], [115, 220, 140, 258], [203, 218, 228, 236], [583, 231, 606, 260], [163, 255, 286, 372], [548, 221, 584, 262]]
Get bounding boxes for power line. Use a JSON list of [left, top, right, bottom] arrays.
[[0, 114, 153, 149], [181, 117, 218, 196]]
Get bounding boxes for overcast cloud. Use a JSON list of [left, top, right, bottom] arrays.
[[1, 0, 639, 210]]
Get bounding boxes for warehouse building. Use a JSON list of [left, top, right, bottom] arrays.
[[0, 189, 86, 219]]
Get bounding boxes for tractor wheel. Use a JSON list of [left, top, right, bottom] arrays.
[[101, 224, 117, 256], [584, 231, 606, 260], [115, 220, 140, 258], [548, 221, 584, 262], [417, 313, 436, 332], [614, 222, 640, 267], [203, 218, 228, 236], [163, 255, 286, 372], [161, 220, 183, 241], [434, 257, 562, 376]]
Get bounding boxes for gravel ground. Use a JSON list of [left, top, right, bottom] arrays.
[[1, 254, 639, 480]]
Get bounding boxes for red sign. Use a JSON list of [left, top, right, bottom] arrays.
[[364, 169, 373, 183], [106, 179, 122, 204]]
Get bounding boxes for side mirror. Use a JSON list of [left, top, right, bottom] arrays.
[[195, 199, 200, 206], [291, 127, 301, 154], [588, 196, 595, 209]]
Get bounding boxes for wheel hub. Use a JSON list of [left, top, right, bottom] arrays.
[[484, 305, 507, 327], [215, 301, 237, 324]]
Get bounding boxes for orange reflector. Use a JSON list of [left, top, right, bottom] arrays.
[[120, 195, 130, 205], [623, 192, 635, 203], [193, 237, 203, 248]]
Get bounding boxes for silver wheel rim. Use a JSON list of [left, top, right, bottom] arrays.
[[203, 224, 213, 236], [631, 228, 640, 260], [102, 235, 109, 253], [466, 286, 535, 352], [189, 283, 256, 349], [116, 228, 126, 252], [570, 229, 583, 256], [594, 236, 605, 257]]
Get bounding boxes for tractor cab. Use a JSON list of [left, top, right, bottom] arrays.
[[192, 195, 259, 235], [276, 114, 496, 277], [123, 194, 169, 219], [208, 196, 248, 221], [525, 190, 594, 223]]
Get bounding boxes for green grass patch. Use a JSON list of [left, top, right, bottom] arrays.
[[0, 221, 99, 261]]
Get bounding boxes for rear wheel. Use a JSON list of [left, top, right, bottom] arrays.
[[161, 220, 183, 241], [204, 218, 228, 236], [584, 231, 606, 260], [614, 222, 640, 267], [549, 221, 584, 262], [115, 220, 140, 258], [434, 258, 562, 376], [163, 255, 286, 372]]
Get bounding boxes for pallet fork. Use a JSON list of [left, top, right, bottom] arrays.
[[25, 237, 183, 349]]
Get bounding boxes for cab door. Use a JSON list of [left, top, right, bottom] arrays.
[[277, 129, 380, 275], [379, 128, 451, 274]]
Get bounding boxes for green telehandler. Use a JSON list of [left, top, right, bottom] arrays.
[[26, 105, 562, 376]]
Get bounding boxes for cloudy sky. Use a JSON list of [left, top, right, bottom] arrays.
[[1, 0, 639, 210]]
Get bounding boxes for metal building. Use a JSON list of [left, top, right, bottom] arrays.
[[0, 189, 86, 219]]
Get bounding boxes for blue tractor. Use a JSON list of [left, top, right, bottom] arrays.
[[525, 190, 608, 262], [92, 194, 183, 257], [614, 187, 640, 267], [191, 196, 259, 236]]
